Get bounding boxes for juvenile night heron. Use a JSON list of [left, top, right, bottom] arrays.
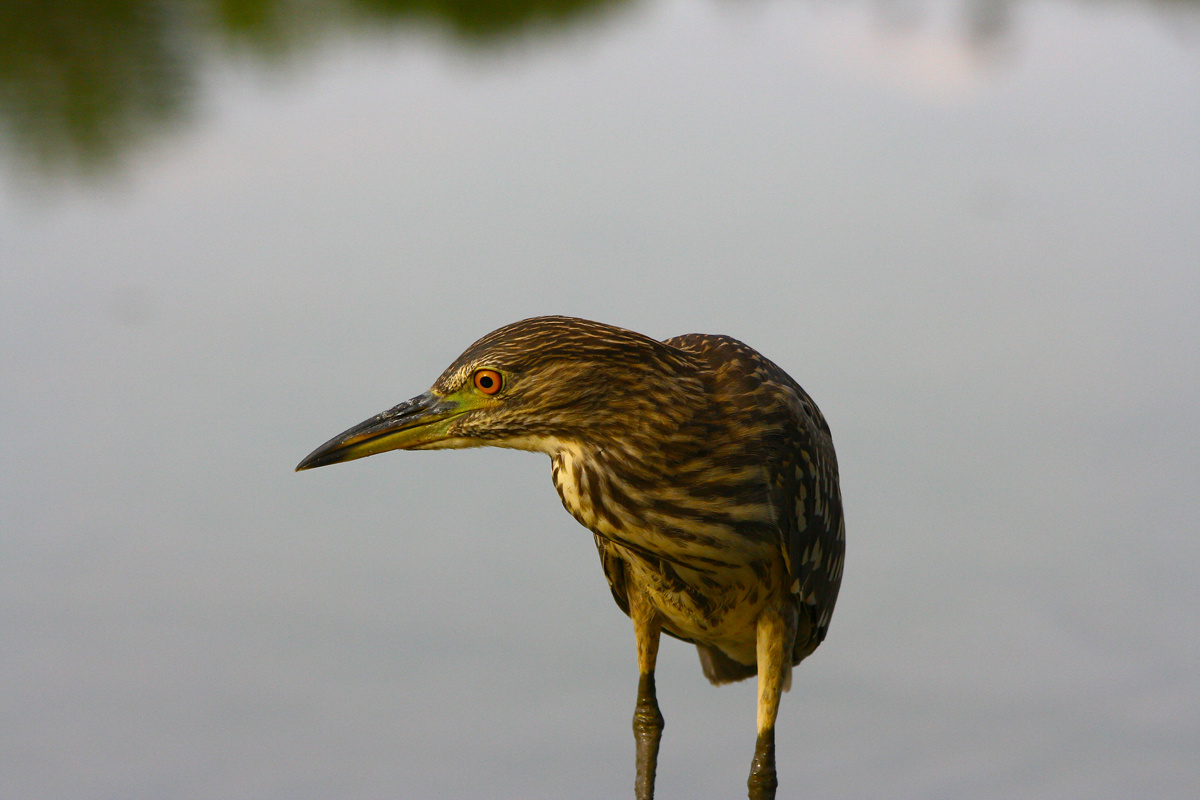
[[296, 316, 844, 800]]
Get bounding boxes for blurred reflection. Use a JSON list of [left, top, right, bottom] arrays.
[[0, 0, 626, 176], [0, 0, 1195, 178], [0, 1, 192, 174], [211, 0, 626, 49]]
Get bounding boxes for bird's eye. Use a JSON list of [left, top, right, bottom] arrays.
[[473, 368, 503, 395]]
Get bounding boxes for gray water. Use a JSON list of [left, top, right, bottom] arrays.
[[2, 1, 1198, 798]]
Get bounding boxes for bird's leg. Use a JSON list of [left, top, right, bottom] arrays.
[[629, 587, 665, 800], [747, 602, 797, 800]]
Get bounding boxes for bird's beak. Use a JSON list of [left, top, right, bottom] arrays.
[[295, 391, 463, 471]]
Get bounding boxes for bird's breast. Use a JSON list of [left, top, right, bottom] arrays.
[[551, 445, 778, 560]]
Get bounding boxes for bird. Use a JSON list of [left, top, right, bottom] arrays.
[[296, 315, 844, 800]]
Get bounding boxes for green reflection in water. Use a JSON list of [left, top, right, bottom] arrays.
[[0, 0, 1196, 179], [0, 0, 623, 177], [0, 1, 192, 175]]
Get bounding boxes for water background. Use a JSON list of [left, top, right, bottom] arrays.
[[2, 1, 1198, 798]]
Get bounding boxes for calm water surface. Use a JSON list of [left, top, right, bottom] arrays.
[[2, 1, 1198, 798]]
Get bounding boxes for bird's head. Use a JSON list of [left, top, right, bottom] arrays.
[[296, 316, 703, 471]]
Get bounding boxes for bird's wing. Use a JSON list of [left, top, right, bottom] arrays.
[[664, 332, 845, 660], [771, 385, 845, 658]]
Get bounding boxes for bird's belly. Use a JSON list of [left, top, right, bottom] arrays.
[[625, 554, 779, 662]]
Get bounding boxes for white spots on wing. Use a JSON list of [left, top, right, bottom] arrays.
[[801, 538, 824, 568]]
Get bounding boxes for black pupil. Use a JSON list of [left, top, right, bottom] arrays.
[[479, 374, 494, 389]]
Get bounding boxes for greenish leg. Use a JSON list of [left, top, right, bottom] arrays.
[[630, 588, 664, 800], [747, 603, 796, 800], [634, 671, 664, 800], [747, 727, 777, 800]]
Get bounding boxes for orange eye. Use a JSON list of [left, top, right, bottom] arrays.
[[473, 368, 503, 395]]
